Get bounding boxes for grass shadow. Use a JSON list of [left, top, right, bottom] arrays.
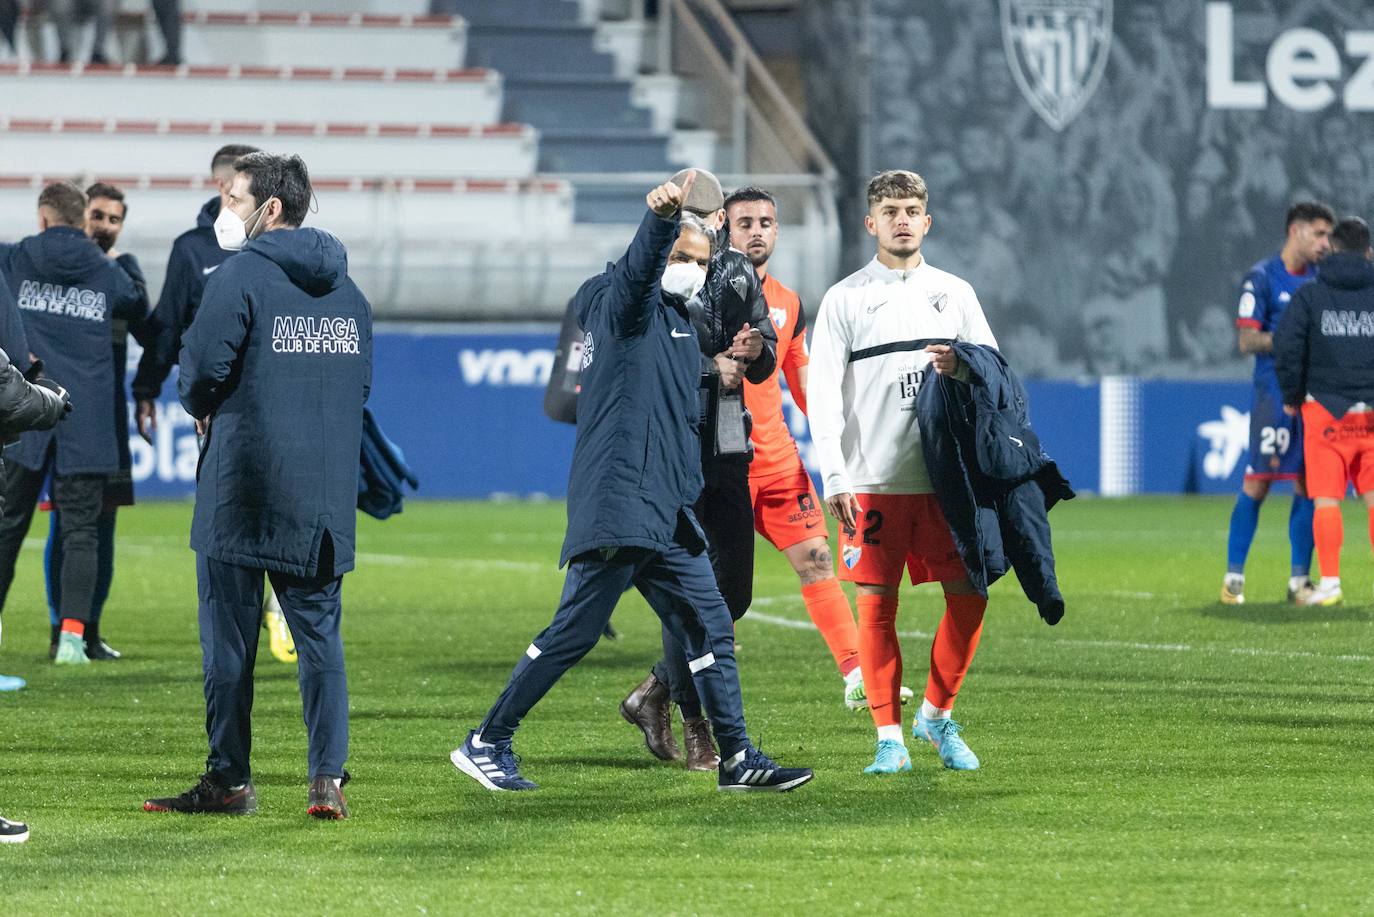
[[1196, 601, 1374, 624]]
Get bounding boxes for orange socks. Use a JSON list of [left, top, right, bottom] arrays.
[[925, 594, 987, 710], [856, 593, 901, 727], [1314, 504, 1343, 579], [800, 578, 860, 677], [60, 618, 85, 638]]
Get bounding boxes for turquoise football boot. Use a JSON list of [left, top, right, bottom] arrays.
[[914, 713, 980, 770], [862, 738, 912, 775]]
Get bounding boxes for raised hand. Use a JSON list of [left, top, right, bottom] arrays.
[[646, 169, 697, 217]]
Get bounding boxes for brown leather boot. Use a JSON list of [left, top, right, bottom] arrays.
[[620, 672, 681, 761], [682, 715, 719, 771]]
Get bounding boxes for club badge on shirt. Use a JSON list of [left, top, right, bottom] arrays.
[[928, 291, 948, 312]]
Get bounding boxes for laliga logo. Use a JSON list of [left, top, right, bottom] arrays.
[[1207, 2, 1374, 111], [1001, 0, 1113, 131], [1197, 405, 1250, 480]]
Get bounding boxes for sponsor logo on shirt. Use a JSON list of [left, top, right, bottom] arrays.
[[202, 265, 220, 276], [271, 315, 360, 355], [16, 280, 106, 322], [581, 331, 595, 369]]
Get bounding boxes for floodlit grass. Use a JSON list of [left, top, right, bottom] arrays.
[[1, 497, 1372, 914]]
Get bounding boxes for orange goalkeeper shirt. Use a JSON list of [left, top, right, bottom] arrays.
[[744, 272, 810, 479]]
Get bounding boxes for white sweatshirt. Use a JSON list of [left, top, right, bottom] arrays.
[[808, 256, 998, 497]]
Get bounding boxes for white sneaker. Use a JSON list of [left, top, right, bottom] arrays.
[[1302, 581, 1343, 607], [1220, 573, 1245, 605], [0, 816, 29, 844], [843, 668, 914, 710]]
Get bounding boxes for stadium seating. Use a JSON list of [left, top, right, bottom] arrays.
[[171, 12, 466, 70], [0, 63, 503, 125], [0, 119, 539, 179]]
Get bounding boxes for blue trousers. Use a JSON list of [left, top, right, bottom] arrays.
[[477, 540, 750, 760], [45, 508, 117, 627], [197, 553, 348, 784]]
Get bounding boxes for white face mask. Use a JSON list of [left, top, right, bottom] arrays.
[[214, 199, 271, 252], [661, 262, 707, 301]]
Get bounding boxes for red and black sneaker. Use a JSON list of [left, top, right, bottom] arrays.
[[306, 770, 350, 820], [144, 772, 257, 815]]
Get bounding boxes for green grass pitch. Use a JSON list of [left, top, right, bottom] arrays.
[[1, 496, 1372, 914]]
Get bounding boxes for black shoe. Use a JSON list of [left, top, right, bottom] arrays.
[[85, 627, 122, 660], [144, 772, 257, 815], [49, 624, 59, 661], [718, 746, 813, 792], [0, 815, 29, 844], [306, 769, 351, 820]]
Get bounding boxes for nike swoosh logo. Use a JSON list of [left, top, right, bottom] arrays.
[[805, 521, 820, 529], [866, 301, 887, 314], [1009, 436, 1023, 447], [202, 265, 220, 276], [670, 330, 693, 338]]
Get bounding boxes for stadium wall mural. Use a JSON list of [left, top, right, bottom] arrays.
[[800, 0, 1374, 379]]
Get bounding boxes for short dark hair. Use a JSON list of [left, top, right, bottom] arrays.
[[866, 170, 928, 210], [86, 181, 127, 217], [38, 181, 87, 226], [1331, 216, 1371, 253], [211, 143, 261, 174], [233, 152, 312, 228], [723, 186, 778, 216], [1286, 200, 1335, 229]]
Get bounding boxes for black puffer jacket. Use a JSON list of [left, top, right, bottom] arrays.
[[917, 343, 1074, 625], [1275, 251, 1374, 417], [688, 246, 776, 468]]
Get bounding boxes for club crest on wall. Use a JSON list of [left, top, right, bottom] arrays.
[[1000, 0, 1113, 131]]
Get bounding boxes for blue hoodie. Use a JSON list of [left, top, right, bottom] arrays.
[[179, 227, 373, 578], [0, 226, 143, 475], [132, 197, 237, 402]]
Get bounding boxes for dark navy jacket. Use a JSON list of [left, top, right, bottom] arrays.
[[917, 343, 1073, 625], [560, 210, 707, 567], [132, 197, 237, 402], [0, 226, 143, 475], [1274, 251, 1374, 418], [180, 227, 372, 578], [109, 253, 154, 490], [0, 267, 31, 377]]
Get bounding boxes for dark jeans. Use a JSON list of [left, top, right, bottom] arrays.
[[477, 529, 750, 760], [45, 506, 117, 627], [0, 457, 104, 625], [197, 553, 348, 784], [652, 460, 754, 718]]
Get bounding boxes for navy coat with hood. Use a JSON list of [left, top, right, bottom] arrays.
[[1274, 250, 1374, 417], [560, 209, 707, 567], [179, 227, 372, 579], [917, 343, 1074, 625], [0, 226, 143, 475], [132, 197, 237, 402]]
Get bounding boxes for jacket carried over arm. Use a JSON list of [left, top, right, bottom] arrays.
[[560, 209, 708, 566], [917, 343, 1074, 625], [179, 226, 372, 578]]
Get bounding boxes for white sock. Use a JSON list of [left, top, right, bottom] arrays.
[[1225, 572, 1245, 586], [470, 733, 493, 749], [877, 724, 904, 744], [844, 666, 863, 688], [920, 700, 951, 721], [1319, 576, 1341, 590]]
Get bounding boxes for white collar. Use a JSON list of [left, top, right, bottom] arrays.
[[864, 255, 927, 283]]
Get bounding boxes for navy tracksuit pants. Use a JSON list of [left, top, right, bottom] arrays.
[[477, 539, 750, 761], [197, 553, 349, 784]]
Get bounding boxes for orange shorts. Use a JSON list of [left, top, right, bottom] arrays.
[[836, 493, 966, 587], [1302, 402, 1374, 498], [751, 463, 826, 550]]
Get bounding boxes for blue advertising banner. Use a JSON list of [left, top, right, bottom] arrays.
[[123, 326, 1269, 501]]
